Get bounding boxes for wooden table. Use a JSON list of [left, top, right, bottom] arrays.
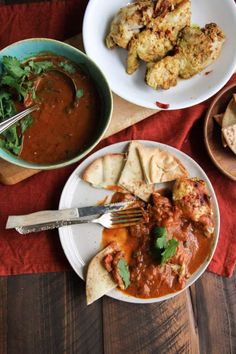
[[0, 269, 235, 353], [0, 1, 235, 353]]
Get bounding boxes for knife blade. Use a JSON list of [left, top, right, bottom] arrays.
[[6, 201, 132, 229]]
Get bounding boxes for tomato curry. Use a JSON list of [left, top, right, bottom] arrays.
[[102, 181, 214, 299]]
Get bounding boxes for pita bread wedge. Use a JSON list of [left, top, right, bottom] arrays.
[[222, 123, 236, 155], [136, 142, 189, 184], [213, 113, 227, 147], [118, 141, 154, 201], [82, 153, 125, 188], [222, 98, 236, 129], [86, 244, 117, 305]]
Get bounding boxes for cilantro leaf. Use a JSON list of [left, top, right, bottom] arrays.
[[153, 227, 167, 249], [59, 61, 76, 74], [1, 124, 22, 155], [117, 258, 130, 288], [26, 60, 54, 75], [0, 90, 15, 120], [161, 239, 179, 265], [2, 56, 25, 78], [76, 88, 84, 100], [20, 114, 33, 134], [152, 226, 179, 265], [1, 75, 27, 98]]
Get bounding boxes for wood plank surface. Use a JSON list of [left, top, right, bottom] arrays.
[[0, 270, 235, 354]]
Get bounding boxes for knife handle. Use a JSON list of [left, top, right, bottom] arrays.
[[15, 218, 94, 234], [6, 209, 79, 229]]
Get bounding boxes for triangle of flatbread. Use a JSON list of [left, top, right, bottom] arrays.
[[222, 98, 236, 129], [86, 244, 117, 305], [222, 123, 236, 155], [136, 142, 189, 183], [118, 141, 154, 201], [82, 153, 125, 188]]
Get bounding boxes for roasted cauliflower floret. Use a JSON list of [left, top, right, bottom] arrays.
[[106, 1, 154, 49], [146, 23, 225, 89], [146, 56, 180, 89], [172, 178, 214, 237], [127, 0, 191, 74], [177, 23, 225, 79]]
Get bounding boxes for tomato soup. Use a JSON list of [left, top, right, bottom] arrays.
[[19, 55, 100, 164]]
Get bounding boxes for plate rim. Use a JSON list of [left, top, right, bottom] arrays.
[[58, 140, 220, 304]]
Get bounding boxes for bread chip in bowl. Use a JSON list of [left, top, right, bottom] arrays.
[[221, 97, 236, 154], [222, 124, 236, 155], [222, 98, 236, 129]]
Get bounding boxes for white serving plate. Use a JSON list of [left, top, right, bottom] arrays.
[[58, 141, 220, 304], [83, 0, 236, 110]]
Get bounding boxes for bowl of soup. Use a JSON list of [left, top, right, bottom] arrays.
[[0, 38, 113, 169]]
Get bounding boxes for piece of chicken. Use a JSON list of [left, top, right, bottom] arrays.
[[106, 1, 154, 49], [126, 0, 191, 74], [146, 23, 225, 89], [172, 178, 214, 237]]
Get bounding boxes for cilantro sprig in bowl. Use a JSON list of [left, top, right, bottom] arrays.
[[0, 38, 113, 170]]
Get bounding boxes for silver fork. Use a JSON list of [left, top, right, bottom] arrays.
[[15, 208, 144, 234]]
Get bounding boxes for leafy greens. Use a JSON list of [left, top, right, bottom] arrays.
[[152, 226, 179, 265], [117, 258, 130, 288]]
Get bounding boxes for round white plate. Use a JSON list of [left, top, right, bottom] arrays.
[[83, 0, 236, 110], [58, 140, 220, 304]]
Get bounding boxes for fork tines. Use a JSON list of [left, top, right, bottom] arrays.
[[110, 208, 144, 227]]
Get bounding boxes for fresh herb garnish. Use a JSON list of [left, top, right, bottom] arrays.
[[27, 60, 54, 75], [76, 88, 84, 100], [20, 114, 33, 134], [117, 258, 130, 288], [152, 226, 179, 265], [59, 61, 76, 74], [154, 227, 167, 249], [160, 239, 179, 265], [2, 56, 25, 79], [0, 56, 53, 154]]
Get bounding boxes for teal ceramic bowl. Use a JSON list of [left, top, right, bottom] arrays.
[[0, 38, 113, 169]]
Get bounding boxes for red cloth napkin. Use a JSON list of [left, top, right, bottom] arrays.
[[0, 0, 235, 277]]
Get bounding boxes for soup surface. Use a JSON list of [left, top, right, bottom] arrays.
[[21, 56, 100, 164]]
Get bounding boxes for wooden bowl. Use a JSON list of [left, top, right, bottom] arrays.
[[204, 82, 236, 180]]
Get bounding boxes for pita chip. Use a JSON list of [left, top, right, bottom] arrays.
[[136, 142, 188, 184], [118, 141, 154, 201], [86, 244, 117, 305], [82, 153, 125, 188], [222, 123, 236, 155], [222, 98, 236, 129]]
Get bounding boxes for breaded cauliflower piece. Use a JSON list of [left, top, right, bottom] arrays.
[[146, 23, 225, 89], [172, 178, 214, 237], [127, 0, 191, 74], [106, 1, 154, 49]]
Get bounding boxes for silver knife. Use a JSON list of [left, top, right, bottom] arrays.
[[6, 201, 132, 229]]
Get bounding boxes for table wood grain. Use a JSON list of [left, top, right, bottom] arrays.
[[0, 1, 235, 353], [0, 270, 235, 354]]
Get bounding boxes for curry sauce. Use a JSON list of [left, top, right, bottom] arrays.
[[102, 187, 214, 299]]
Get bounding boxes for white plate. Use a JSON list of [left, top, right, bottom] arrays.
[[58, 140, 220, 304], [83, 0, 236, 110]]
